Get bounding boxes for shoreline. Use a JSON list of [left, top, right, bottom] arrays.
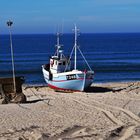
[[23, 80, 140, 87], [0, 81, 140, 139]]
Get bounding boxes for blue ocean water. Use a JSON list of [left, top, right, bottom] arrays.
[[0, 33, 140, 84]]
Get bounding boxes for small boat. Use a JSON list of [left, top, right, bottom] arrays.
[[42, 25, 94, 91]]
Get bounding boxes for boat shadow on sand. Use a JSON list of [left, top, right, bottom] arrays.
[[55, 86, 122, 93], [54, 85, 125, 93], [84, 86, 124, 93]]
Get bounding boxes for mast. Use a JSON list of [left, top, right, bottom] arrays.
[[55, 32, 63, 57], [74, 24, 79, 70], [7, 20, 16, 93]]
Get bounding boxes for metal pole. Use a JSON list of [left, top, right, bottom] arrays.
[[7, 20, 16, 93]]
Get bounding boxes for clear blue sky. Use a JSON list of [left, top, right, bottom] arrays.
[[0, 0, 140, 34]]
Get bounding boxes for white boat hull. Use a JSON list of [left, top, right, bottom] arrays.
[[42, 66, 94, 91]]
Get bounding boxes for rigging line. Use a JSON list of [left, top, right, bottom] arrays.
[[77, 46, 93, 71], [64, 46, 75, 72], [30, 88, 50, 105]]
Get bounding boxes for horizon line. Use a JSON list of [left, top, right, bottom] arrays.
[[1, 32, 140, 35]]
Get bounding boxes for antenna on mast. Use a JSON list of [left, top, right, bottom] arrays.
[[7, 20, 16, 93], [56, 32, 61, 56]]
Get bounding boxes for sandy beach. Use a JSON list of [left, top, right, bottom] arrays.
[[0, 82, 140, 140]]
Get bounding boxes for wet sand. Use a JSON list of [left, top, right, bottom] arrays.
[[0, 82, 140, 140]]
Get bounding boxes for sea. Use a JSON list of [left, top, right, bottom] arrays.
[[0, 33, 140, 84]]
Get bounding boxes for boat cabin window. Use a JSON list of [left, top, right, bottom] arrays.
[[63, 62, 66, 65], [55, 61, 57, 65], [58, 61, 66, 65]]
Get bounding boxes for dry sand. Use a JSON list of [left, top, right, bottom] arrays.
[[0, 82, 140, 140]]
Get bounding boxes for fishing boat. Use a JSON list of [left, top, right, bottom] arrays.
[[42, 25, 94, 91]]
